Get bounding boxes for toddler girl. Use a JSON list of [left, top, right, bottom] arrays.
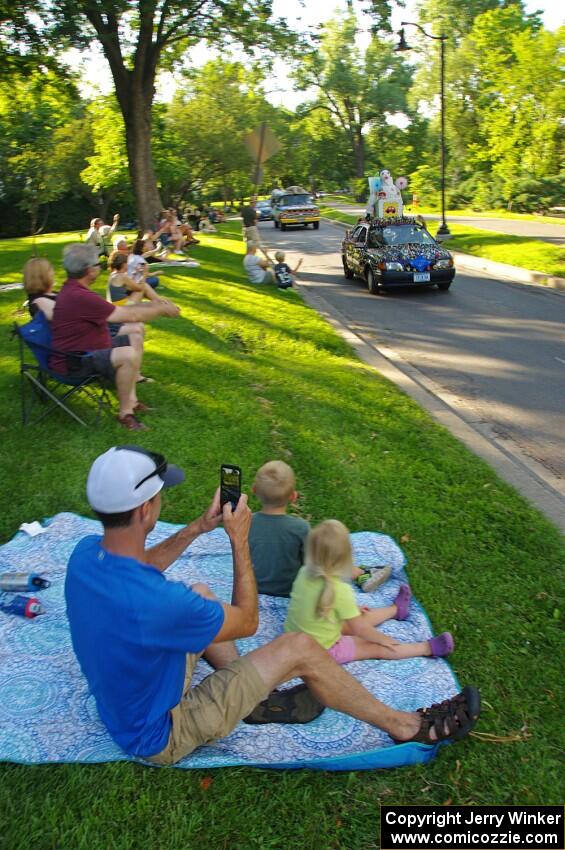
[[284, 519, 454, 664]]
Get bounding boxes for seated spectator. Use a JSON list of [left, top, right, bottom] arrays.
[[159, 211, 187, 254], [107, 253, 162, 307], [243, 245, 275, 285], [187, 207, 201, 231], [249, 460, 310, 598], [139, 229, 169, 262], [23, 257, 58, 320], [128, 238, 161, 290], [198, 216, 216, 233], [273, 251, 302, 289], [50, 244, 180, 431], [108, 236, 131, 271], [85, 215, 120, 257]]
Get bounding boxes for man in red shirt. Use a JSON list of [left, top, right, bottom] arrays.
[[51, 243, 179, 431]]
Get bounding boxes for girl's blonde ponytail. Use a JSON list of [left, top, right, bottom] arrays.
[[304, 520, 354, 621]]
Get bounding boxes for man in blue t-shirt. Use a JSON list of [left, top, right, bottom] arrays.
[[65, 446, 481, 764]]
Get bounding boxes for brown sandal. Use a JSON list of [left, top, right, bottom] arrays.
[[394, 686, 481, 745], [117, 413, 148, 431]]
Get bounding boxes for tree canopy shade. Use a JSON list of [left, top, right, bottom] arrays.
[[8, 0, 294, 227]]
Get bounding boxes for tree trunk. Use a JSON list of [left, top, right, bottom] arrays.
[[353, 126, 365, 178], [123, 90, 163, 231]]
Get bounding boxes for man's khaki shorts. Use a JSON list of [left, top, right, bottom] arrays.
[[244, 225, 261, 246], [146, 654, 269, 766]]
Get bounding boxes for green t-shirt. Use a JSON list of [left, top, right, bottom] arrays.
[[284, 567, 360, 649], [249, 512, 310, 597]]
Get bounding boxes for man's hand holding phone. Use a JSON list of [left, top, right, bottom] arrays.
[[222, 493, 252, 547]]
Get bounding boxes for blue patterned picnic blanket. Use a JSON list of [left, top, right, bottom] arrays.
[[0, 513, 459, 770]]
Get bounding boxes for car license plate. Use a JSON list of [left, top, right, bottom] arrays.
[[413, 272, 430, 282]]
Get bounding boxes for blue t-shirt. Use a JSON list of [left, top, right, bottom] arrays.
[[65, 535, 225, 757]]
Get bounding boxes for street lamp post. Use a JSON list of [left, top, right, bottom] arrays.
[[396, 22, 451, 240]]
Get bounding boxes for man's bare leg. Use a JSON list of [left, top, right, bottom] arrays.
[[111, 345, 141, 416], [245, 632, 423, 741]]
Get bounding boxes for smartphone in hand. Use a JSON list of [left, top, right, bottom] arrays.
[[220, 464, 242, 511]]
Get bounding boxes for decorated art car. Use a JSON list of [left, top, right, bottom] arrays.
[[341, 217, 456, 294], [271, 186, 320, 230]]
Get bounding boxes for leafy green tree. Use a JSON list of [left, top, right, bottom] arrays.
[[461, 13, 564, 203], [0, 70, 82, 232], [294, 11, 410, 178], [164, 62, 257, 205], [5, 1, 297, 228], [80, 97, 132, 216]]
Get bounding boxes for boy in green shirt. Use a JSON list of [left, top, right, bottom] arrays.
[[249, 460, 391, 597], [249, 461, 310, 597]]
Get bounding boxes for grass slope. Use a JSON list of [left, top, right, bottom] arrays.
[[0, 223, 564, 850], [318, 206, 565, 279]]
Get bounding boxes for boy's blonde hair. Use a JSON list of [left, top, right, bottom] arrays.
[[254, 460, 295, 508], [274, 250, 285, 262], [23, 257, 55, 296], [305, 520, 353, 620]]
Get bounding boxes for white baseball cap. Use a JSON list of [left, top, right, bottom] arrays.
[[87, 445, 185, 513]]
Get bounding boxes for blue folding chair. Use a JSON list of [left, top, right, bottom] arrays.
[[13, 313, 113, 427]]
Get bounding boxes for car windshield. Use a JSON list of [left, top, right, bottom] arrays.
[[368, 225, 436, 248], [280, 194, 311, 206], [257, 201, 270, 208]]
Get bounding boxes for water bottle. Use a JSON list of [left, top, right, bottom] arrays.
[[0, 594, 45, 618], [0, 572, 51, 592]]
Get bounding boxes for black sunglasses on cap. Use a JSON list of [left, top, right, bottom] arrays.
[[117, 445, 168, 490]]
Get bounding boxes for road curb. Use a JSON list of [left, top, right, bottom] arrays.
[[321, 216, 565, 292]]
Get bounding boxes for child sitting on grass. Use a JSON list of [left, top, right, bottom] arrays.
[[249, 461, 310, 597], [284, 519, 454, 664], [273, 251, 302, 289], [249, 460, 390, 597]]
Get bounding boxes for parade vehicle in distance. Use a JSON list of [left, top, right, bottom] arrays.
[[271, 186, 321, 231], [341, 216, 456, 294], [256, 199, 273, 221]]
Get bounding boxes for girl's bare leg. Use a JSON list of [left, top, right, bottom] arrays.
[[342, 605, 397, 634], [350, 635, 432, 661]]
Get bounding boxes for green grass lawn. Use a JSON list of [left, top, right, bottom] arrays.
[[318, 206, 565, 278], [1, 223, 564, 849]]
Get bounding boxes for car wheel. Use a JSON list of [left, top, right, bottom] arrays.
[[343, 257, 354, 280], [313, 221, 320, 230], [366, 267, 380, 295], [437, 281, 452, 291], [281, 223, 287, 231], [274, 219, 279, 229]]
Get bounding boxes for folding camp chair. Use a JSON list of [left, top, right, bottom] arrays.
[[13, 314, 113, 427]]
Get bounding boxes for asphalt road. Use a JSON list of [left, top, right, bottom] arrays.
[[330, 203, 565, 245], [259, 219, 565, 513]]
